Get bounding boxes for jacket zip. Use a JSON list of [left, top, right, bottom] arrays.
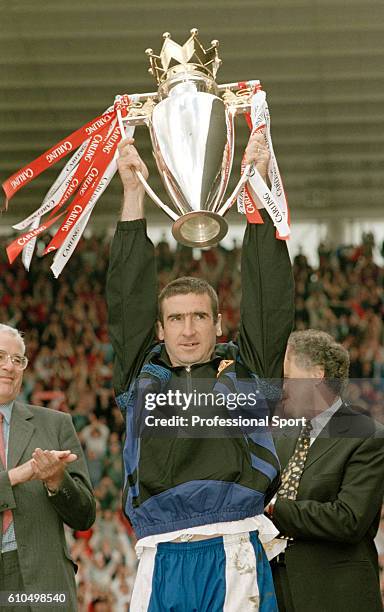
[[185, 365, 192, 395]]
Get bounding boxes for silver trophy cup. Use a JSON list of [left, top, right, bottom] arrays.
[[120, 29, 256, 247]]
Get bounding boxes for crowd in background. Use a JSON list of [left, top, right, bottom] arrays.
[[0, 228, 383, 610]]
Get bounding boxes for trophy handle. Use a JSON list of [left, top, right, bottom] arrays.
[[115, 100, 179, 222], [216, 164, 252, 217], [135, 170, 178, 221]]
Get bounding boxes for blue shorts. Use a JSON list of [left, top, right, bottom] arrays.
[[131, 531, 278, 611]]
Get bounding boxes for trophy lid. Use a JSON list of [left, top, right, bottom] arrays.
[[146, 28, 222, 87]]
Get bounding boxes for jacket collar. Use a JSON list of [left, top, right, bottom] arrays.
[[157, 342, 223, 371]]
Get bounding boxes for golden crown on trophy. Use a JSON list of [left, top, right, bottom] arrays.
[[145, 28, 222, 86]]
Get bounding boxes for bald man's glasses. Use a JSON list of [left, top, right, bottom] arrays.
[[0, 350, 28, 370]]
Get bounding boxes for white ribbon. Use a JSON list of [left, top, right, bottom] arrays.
[[13, 164, 79, 231], [50, 124, 136, 277], [21, 217, 40, 271], [15, 111, 120, 272], [238, 90, 290, 238], [42, 139, 90, 203]]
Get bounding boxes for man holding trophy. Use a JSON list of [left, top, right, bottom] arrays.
[[106, 29, 293, 612], [107, 36, 294, 604]]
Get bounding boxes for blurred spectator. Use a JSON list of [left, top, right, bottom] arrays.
[[81, 415, 110, 459]]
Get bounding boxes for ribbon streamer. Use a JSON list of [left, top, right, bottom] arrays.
[[3, 110, 115, 202], [51, 123, 135, 277], [238, 88, 290, 239], [2, 98, 132, 275], [43, 121, 121, 255], [6, 212, 65, 265]]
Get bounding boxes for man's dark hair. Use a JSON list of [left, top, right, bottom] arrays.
[[287, 329, 350, 394], [158, 277, 219, 324]]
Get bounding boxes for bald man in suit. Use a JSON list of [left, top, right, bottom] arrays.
[[0, 324, 96, 612]]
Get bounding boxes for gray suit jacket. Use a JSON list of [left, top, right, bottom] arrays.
[[0, 402, 96, 612]]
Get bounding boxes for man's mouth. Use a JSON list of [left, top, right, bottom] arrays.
[[180, 342, 199, 348]]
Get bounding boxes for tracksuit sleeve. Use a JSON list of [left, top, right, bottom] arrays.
[[107, 219, 158, 397], [238, 210, 294, 380]]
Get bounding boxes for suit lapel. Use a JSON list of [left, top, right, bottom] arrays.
[[303, 437, 340, 471], [275, 404, 354, 473], [274, 426, 300, 469], [8, 401, 35, 469], [302, 403, 352, 472]]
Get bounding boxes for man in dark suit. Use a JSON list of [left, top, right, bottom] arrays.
[[0, 323, 96, 611], [268, 329, 384, 612]]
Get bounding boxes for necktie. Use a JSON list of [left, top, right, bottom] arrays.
[[277, 420, 313, 500], [0, 413, 13, 533]]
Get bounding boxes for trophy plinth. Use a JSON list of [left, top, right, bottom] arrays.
[[172, 211, 228, 248]]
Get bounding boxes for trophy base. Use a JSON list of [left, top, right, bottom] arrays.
[[172, 211, 228, 248]]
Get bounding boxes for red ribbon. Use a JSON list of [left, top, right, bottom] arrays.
[[2, 111, 115, 202], [6, 212, 65, 264], [42, 123, 122, 255], [46, 125, 110, 220]]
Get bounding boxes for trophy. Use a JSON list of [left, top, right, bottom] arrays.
[[116, 28, 260, 248], [3, 28, 289, 275]]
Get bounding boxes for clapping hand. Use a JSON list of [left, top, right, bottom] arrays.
[[31, 448, 78, 491]]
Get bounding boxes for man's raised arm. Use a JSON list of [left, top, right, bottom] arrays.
[[237, 133, 295, 379], [106, 138, 158, 397]]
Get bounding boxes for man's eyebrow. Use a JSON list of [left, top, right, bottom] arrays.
[[166, 310, 211, 319], [193, 311, 210, 317]]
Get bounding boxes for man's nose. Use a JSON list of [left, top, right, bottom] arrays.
[[182, 316, 195, 336]]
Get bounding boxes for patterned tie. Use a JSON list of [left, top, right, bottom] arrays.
[[277, 420, 313, 500], [0, 413, 13, 533]]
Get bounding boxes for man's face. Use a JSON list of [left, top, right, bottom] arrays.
[[282, 348, 324, 418], [157, 292, 222, 367], [0, 331, 25, 404]]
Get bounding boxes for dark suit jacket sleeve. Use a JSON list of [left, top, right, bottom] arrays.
[[238, 210, 294, 379], [273, 435, 384, 543], [46, 413, 96, 531], [0, 471, 16, 513], [107, 219, 158, 397]]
